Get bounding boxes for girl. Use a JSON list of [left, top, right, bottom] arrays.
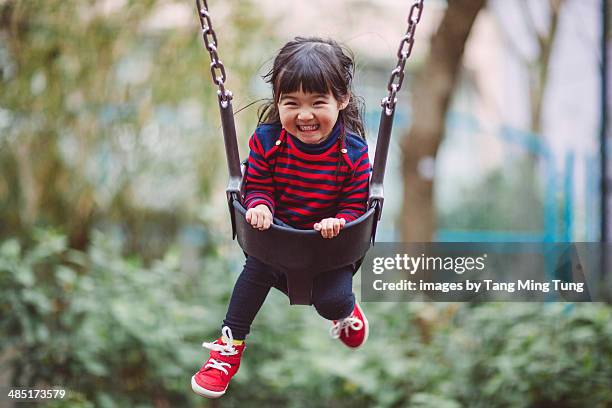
[[192, 37, 371, 399]]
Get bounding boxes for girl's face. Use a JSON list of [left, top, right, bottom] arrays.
[[277, 89, 348, 144]]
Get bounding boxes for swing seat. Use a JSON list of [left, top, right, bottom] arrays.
[[231, 199, 377, 305]]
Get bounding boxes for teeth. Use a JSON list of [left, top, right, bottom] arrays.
[[298, 124, 319, 131]]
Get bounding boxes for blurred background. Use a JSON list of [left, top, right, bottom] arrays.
[[1, 0, 611, 407]]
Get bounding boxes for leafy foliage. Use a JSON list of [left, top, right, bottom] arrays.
[[0, 230, 222, 406], [0, 0, 269, 252], [2, 232, 611, 407], [438, 164, 544, 232]]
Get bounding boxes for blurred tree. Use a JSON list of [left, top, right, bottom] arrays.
[[400, 0, 486, 241], [494, 0, 566, 227], [0, 0, 267, 255], [497, 0, 565, 134], [1, 1, 163, 248]]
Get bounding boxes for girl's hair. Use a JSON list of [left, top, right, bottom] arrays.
[[258, 37, 365, 139]]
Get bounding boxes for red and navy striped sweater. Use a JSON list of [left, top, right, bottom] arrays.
[[243, 122, 370, 229]]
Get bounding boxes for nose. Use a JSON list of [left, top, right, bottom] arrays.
[[297, 109, 314, 121]]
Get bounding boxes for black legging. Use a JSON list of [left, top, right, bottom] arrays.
[[222, 256, 355, 339]]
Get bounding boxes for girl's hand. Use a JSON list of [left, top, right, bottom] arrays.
[[314, 217, 346, 239], [245, 204, 273, 231]]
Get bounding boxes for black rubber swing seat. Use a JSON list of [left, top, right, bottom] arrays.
[[231, 200, 377, 305]]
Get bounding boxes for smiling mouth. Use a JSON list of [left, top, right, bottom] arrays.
[[297, 124, 320, 132]]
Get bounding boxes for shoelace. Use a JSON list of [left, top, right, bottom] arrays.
[[201, 326, 238, 375], [330, 315, 363, 339]]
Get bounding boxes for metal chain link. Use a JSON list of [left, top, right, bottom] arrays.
[[195, 0, 232, 103], [196, 0, 422, 108], [382, 0, 424, 112]]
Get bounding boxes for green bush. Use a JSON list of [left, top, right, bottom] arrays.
[[1, 231, 611, 407], [0, 229, 231, 407]]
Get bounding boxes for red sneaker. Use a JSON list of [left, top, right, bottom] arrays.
[[191, 326, 245, 398], [329, 301, 369, 349]]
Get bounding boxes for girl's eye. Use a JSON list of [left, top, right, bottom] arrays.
[[314, 101, 327, 106]]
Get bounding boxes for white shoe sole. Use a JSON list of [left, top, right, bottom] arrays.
[[191, 375, 227, 398]]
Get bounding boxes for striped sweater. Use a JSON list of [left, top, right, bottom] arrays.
[[243, 122, 370, 229]]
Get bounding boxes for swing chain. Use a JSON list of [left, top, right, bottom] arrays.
[[195, 0, 232, 103], [382, 0, 424, 112]]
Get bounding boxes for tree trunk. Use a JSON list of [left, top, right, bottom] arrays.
[[400, 0, 486, 241], [524, 0, 563, 134], [1, 1, 98, 249]]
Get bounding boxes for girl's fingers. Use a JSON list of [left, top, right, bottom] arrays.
[[246, 208, 273, 230], [314, 218, 345, 238], [256, 213, 265, 229], [325, 221, 332, 238], [251, 212, 260, 228], [323, 219, 333, 238], [250, 213, 344, 234], [333, 220, 341, 236], [263, 214, 271, 230]]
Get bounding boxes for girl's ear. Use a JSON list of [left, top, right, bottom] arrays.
[[339, 96, 350, 110]]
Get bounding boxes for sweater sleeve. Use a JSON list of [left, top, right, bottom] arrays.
[[243, 130, 276, 213], [335, 146, 370, 222]]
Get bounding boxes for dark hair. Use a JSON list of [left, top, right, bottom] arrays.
[[257, 37, 365, 139]]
